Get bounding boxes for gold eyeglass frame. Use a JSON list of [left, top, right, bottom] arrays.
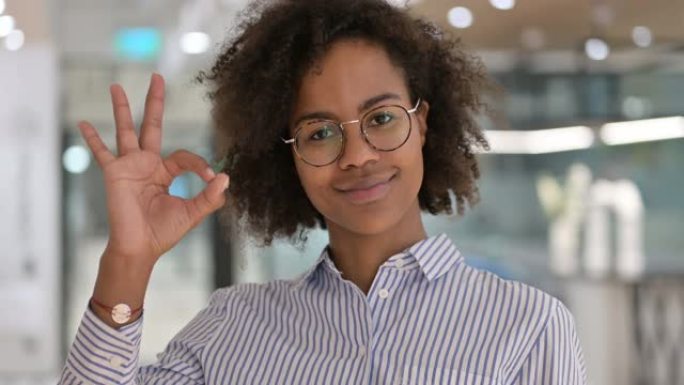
[[282, 98, 422, 167]]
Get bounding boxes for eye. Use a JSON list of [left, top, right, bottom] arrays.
[[309, 124, 338, 141], [369, 111, 395, 126]]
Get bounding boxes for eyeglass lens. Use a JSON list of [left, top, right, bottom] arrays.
[[294, 105, 411, 166]]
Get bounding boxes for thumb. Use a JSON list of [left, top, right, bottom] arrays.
[[186, 173, 230, 226]]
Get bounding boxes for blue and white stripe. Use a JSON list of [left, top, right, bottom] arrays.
[[60, 232, 587, 384]]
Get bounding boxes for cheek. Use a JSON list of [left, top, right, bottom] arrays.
[[400, 130, 425, 172], [294, 160, 331, 203], [396, 136, 425, 195]]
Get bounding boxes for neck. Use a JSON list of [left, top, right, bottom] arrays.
[[325, 201, 427, 294]]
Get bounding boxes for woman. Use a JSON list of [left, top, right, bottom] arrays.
[[60, 0, 587, 383]]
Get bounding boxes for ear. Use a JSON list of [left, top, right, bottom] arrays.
[[416, 100, 430, 147]]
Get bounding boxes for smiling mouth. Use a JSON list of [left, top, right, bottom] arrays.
[[338, 174, 396, 204]]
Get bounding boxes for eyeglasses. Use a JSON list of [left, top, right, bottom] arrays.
[[282, 98, 422, 167]]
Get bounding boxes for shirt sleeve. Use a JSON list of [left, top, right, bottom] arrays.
[[508, 300, 588, 385], [59, 289, 230, 384]]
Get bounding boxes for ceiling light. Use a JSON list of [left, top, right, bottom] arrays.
[[0, 14, 14, 37], [600, 117, 684, 145], [585, 38, 610, 61], [4, 29, 24, 51], [632, 26, 652, 48], [385, 0, 423, 7], [484, 126, 595, 154], [447, 7, 473, 29], [180, 32, 210, 54], [63, 145, 91, 174], [490, 0, 515, 10]]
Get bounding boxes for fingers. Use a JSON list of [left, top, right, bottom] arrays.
[[110, 84, 140, 156], [163, 149, 216, 181], [78, 121, 115, 167], [140, 74, 165, 154], [165, 149, 228, 227], [185, 173, 230, 226]]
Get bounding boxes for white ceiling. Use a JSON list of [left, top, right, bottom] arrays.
[[410, 0, 684, 73], [5, 0, 683, 136], [6, 0, 684, 73], [413, 0, 684, 51]]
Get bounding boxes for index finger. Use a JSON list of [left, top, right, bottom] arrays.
[[78, 121, 116, 167], [163, 149, 216, 182]]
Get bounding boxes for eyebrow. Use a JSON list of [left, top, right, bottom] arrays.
[[292, 92, 403, 128]]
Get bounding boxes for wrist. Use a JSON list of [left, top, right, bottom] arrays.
[[92, 251, 153, 313], [100, 249, 154, 280], [90, 297, 143, 325], [101, 245, 157, 275]]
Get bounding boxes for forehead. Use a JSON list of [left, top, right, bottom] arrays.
[[293, 39, 410, 113]]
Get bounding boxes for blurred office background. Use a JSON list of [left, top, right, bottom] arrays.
[[1, 0, 683, 383]]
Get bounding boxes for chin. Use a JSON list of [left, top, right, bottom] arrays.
[[323, 203, 408, 236]]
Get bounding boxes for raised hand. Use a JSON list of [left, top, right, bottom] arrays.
[[79, 73, 229, 326]]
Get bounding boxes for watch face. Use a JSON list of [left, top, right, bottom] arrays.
[[111, 303, 132, 324]]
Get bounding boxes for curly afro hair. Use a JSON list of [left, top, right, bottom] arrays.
[[197, 0, 493, 246]]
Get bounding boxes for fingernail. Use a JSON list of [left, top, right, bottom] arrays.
[[223, 175, 230, 190], [205, 167, 216, 178]]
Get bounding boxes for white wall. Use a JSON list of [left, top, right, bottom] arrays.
[[0, 44, 60, 377]]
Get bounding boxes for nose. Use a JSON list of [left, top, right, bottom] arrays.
[[337, 120, 380, 169]]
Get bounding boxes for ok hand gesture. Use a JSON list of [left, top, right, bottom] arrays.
[[79, 73, 229, 271]]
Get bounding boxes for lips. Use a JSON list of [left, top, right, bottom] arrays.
[[334, 172, 395, 191], [334, 172, 396, 204]]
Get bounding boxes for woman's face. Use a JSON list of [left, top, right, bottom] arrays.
[[289, 38, 429, 235]]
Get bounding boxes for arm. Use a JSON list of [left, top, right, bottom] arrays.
[[58, 73, 229, 384], [508, 301, 588, 385], [59, 289, 229, 384]]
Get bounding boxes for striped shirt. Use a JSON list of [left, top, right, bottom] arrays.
[[60, 233, 587, 384]]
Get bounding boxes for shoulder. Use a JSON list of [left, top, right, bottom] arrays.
[[458, 266, 587, 381], [450, 263, 582, 377], [455, 261, 573, 346], [457, 261, 562, 307], [206, 278, 301, 312]]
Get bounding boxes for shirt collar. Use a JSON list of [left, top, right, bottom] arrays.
[[294, 232, 463, 288]]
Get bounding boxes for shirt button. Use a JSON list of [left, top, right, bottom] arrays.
[[378, 288, 389, 298], [396, 259, 405, 268], [109, 356, 125, 368], [359, 346, 366, 356]]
